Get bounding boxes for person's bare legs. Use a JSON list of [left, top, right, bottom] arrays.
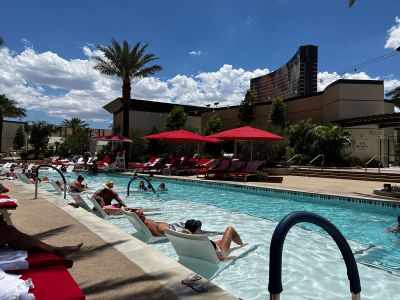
[[215, 226, 244, 254], [144, 219, 170, 236], [0, 225, 82, 258]]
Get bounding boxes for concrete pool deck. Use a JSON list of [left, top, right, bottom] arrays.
[[4, 174, 400, 299]]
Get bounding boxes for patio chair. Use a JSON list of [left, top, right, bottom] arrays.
[[120, 208, 168, 243], [195, 159, 220, 177], [227, 161, 265, 181], [164, 228, 257, 280], [49, 180, 64, 195], [130, 156, 159, 171], [203, 160, 231, 178]]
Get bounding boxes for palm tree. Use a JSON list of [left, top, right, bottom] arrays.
[[61, 117, 88, 134], [92, 38, 162, 164], [0, 95, 26, 153], [0, 36, 4, 46], [348, 0, 356, 7]]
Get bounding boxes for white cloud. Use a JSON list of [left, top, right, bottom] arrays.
[[189, 50, 202, 56], [385, 16, 400, 49], [0, 43, 398, 127]]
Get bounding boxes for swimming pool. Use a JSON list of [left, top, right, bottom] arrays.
[[43, 172, 400, 299]]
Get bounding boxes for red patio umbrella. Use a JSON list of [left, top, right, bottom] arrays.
[[142, 130, 221, 143], [94, 135, 133, 142], [208, 126, 284, 161]]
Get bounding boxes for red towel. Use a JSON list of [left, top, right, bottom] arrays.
[[27, 252, 73, 269], [16, 266, 85, 300]]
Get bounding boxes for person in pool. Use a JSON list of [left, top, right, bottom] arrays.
[[138, 180, 147, 192], [184, 220, 245, 261], [157, 183, 167, 191], [387, 215, 400, 232], [68, 175, 87, 193]]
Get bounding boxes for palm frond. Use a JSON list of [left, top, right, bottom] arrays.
[[348, 0, 356, 7]]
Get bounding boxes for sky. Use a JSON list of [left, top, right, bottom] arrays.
[[0, 0, 400, 128]]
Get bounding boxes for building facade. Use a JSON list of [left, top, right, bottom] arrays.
[[250, 45, 318, 102], [103, 98, 204, 135]]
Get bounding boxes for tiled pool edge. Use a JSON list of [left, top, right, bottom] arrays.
[[140, 173, 400, 209], [14, 181, 237, 300]]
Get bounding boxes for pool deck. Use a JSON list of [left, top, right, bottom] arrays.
[[4, 174, 400, 299]]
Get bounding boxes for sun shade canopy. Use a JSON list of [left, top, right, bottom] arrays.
[[142, 130, 221, 143], [208, 126, 284, 141], [93, 135, 133, 142]]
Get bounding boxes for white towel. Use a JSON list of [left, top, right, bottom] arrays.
[[0, 198, 17, 203], [0, 248, 28, 271], [0, 270, 33, 300]]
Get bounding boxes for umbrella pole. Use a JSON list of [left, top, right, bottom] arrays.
[[197, 143, 200, 156], [234, 141, 237, 158], [250, 142, 253, 162]]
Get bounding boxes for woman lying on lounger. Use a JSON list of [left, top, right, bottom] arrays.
[[134, 212, 223, 237], [184, 221, 245, 261]]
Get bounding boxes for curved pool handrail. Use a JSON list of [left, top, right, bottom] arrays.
[[34, 164, 67, 200], [127, 175, 156, 196], [268, 211, 361, 300]]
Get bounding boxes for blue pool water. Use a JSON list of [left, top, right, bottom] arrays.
[[41, 172, 400, 299]]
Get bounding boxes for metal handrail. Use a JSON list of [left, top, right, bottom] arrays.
[[286, 154, 302, 169], [127, 175, 156, 196], [34, 164, 67, 200], [308, 154, 324, 176], [268, 211, 361, 300], [364, 155, 381, 181]]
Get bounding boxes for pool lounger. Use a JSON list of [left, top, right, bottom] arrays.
[[16, 173, 33, 184], [120, 208, 168, 244], [68, 193, 92, 212], [164, 228, 257, 280]]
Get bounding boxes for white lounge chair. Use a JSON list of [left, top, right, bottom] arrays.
[[16, 173, 32, 184], [65, 165, 75, 173], [86, 195, 125, 219], [68, 192, 92, 212], [164, 228, 257, 280], [120, 208, 168, 243], [49, 179, 64, 194]]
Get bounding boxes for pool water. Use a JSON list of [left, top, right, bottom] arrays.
[[42, 172, 400, 299]]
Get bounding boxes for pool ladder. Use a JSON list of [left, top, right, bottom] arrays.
[[268, 211, 361, 300]]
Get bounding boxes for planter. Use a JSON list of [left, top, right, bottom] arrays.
[[263, 168, 293, 176]]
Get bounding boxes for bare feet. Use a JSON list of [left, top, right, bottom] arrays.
[[55, 243, 83, 258]]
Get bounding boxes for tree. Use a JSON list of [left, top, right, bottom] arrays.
[[0, 36, 4, 46], [268, 97, 287, 129], [166, 106, 187, 130], [129, 130, 149, 162], [26, 121, 55, 159], [13, 126, 26, 150], [93, 38, 162, 165], [58, 128, 90, 157], [0, 95, 26, 153], [61, 117, 88, 134], [238, 90, 255, 125], [288, 119, 318, 161], [348, 0, 356, 7], [204, 113, 223, 135]]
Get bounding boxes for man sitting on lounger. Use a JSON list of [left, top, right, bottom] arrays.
[[92, 181, 141, 215], [68, 175, 87, 193]]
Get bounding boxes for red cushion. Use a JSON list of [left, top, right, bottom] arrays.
[[17, 266, 85, 300], [0, 201, 17, 208], [27, 251, 73, 269], [0, 195, 11, 199], [1, 187, 9, 193]]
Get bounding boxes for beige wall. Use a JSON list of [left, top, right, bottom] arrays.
[[113, 110, 201, 135], [323, 82, 386, 122]]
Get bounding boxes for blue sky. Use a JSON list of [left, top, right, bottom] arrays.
[[1, 0, 399, 128]]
